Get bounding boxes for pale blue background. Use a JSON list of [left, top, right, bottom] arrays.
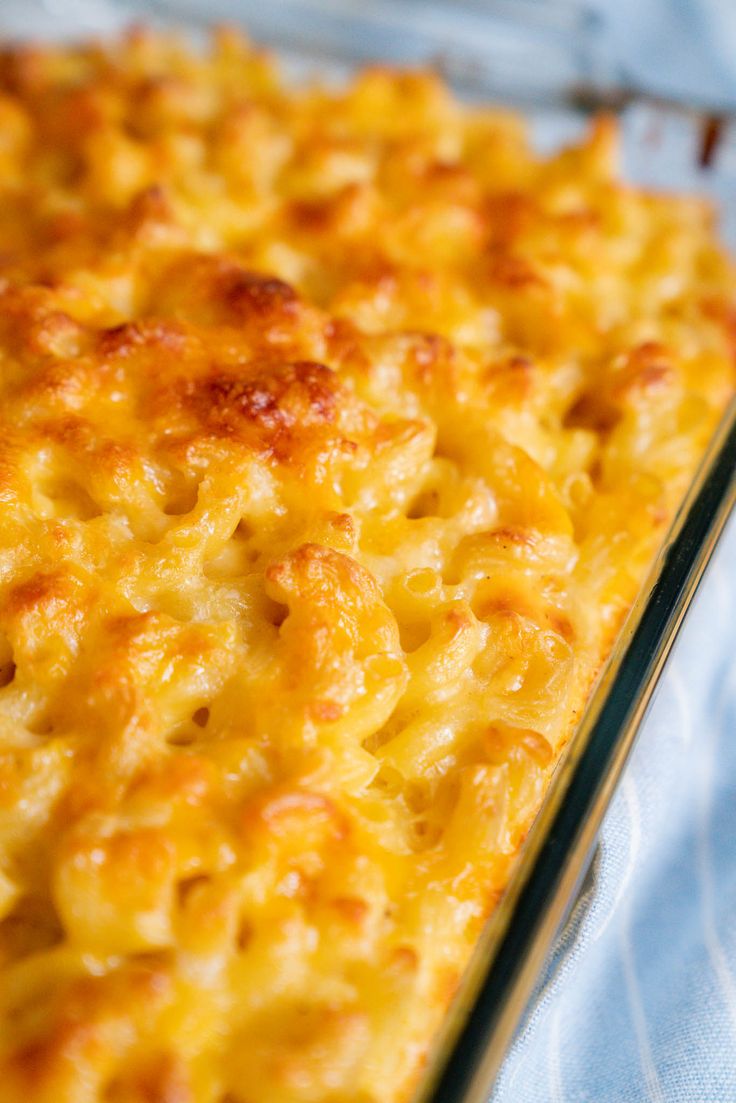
[[593, 0, 736, 105]]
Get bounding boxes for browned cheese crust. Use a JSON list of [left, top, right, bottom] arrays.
[[0, 28, 734, 1103]]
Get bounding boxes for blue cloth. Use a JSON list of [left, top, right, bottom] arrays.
[[593, 0, 736, 107]]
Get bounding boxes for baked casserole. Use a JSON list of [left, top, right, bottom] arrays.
[[0, 28, 734, 1103]]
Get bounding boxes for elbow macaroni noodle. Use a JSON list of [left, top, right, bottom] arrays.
[[0, 28, 733, 1103]]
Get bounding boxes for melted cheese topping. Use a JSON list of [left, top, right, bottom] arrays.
[[0, 28, 734, 1103]]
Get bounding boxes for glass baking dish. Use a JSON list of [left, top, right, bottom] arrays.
[[2, 3, 735, 1100]]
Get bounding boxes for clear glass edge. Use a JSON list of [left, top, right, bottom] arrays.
[[419, 394, 736, 1103]]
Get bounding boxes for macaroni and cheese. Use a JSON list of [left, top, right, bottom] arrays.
[[0, 28, 733, 1103]]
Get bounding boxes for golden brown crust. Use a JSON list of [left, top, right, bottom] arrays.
[[0, 28, 733, 1103]]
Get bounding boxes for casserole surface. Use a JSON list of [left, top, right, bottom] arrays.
[[0, 30, 734, 1103]]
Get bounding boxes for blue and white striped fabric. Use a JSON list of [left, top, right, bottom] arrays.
[[493, 515, 736, 1102]]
